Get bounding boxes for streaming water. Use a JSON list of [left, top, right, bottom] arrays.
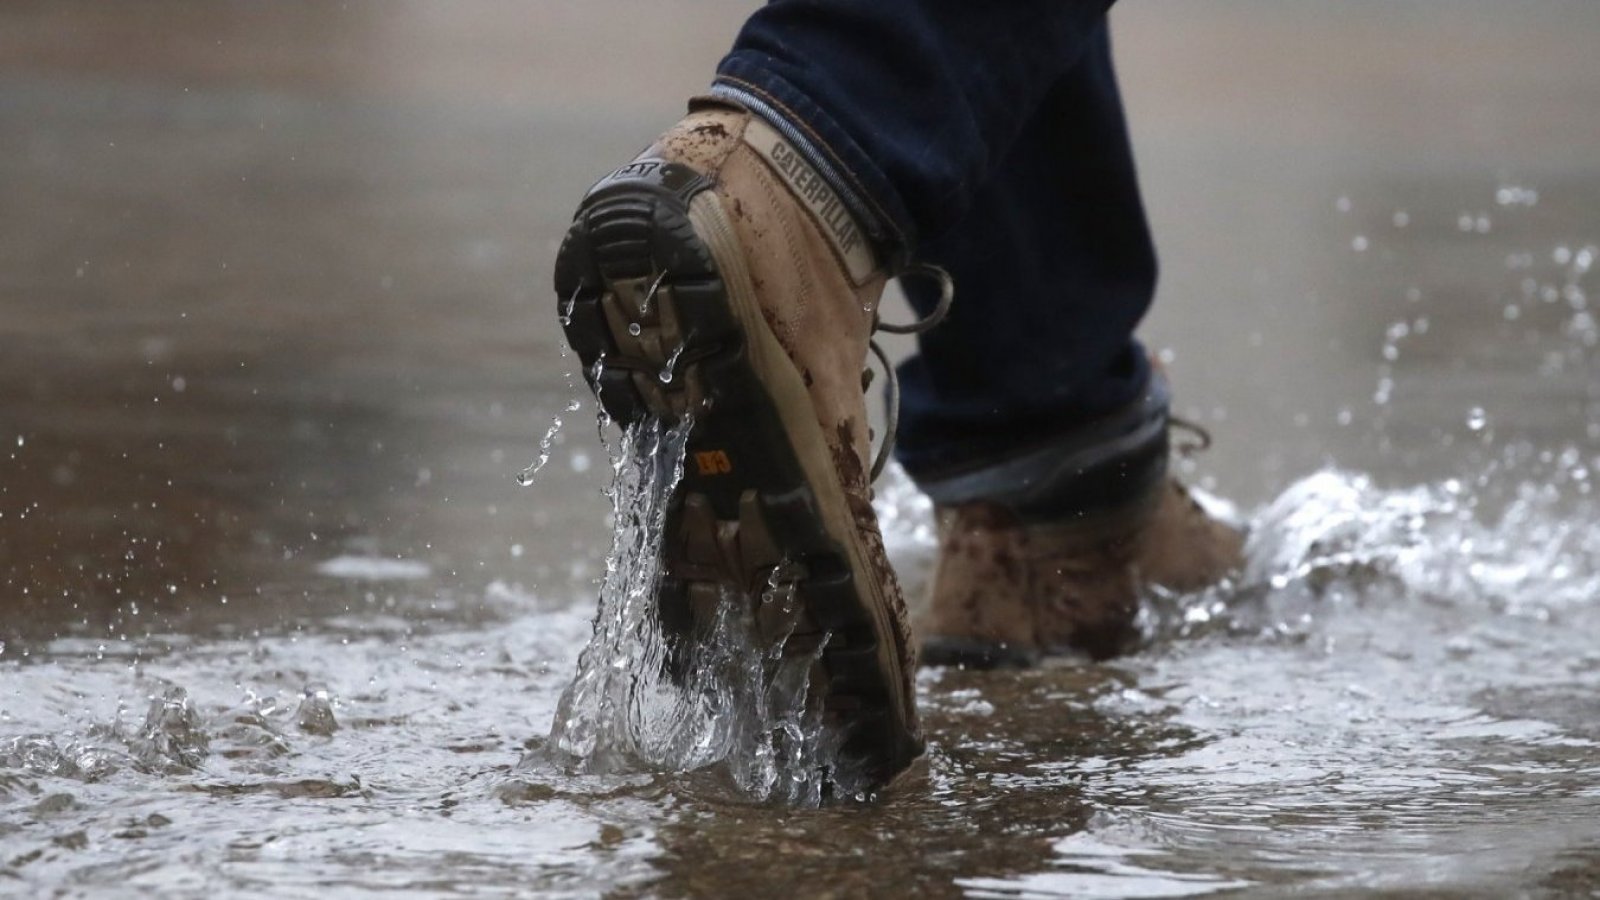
[[541, 417, 844, 806]]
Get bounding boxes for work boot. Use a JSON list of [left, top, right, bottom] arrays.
[[916, 375, 1244, 668], [552, 103, 926, 786]]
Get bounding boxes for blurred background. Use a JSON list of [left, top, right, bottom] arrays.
[[3, 0, 1597, 637]]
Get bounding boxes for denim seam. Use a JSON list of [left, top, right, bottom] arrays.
[[710, 74, 910, 262]]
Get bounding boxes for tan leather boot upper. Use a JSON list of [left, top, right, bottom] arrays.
[[921, 479, 1245, 666], [647, 107, 886, 485]]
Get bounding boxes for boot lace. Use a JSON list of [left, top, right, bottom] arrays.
[[865, 263, 954, 482]]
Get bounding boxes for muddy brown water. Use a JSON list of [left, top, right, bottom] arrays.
[[3, 2, 1600, 897]]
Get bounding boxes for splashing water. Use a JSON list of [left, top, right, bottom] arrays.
[[543, 417, 689, 769], [0, 684, 291, 782], [542, 417, 843, 805], [589, 356, 613, 449], [515, 415, 565, 487], [522, 296, 590, 488], [1142, 460, 1600, 647]]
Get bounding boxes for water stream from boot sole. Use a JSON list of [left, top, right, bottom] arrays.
[[542, 416, 844, 806]]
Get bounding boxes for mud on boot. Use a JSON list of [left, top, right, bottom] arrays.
[[914, 373, 1245, 668]]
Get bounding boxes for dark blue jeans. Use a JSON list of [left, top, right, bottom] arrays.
[[709, 2, 1157, 484]]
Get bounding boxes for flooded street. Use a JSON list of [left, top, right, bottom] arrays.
[[4, 1, 1599, 896]]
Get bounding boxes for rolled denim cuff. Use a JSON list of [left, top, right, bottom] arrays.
[[913, 372, 1171, 522], [710, 56, 916, 270]]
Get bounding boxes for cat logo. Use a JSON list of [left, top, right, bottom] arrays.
[[694, 450, 733, 476]]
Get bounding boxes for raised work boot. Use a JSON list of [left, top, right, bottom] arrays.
[[552, 103, 927, 786], [916, 374, 1244, 668]]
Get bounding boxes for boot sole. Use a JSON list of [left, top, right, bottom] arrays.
[[552, 165, 921, 788]]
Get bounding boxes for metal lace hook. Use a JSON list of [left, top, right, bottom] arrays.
[[875, 262, 954, 335]]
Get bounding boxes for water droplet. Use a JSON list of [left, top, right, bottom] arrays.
[[1351, 235, 1369, 253], [659, 344, 687, 384], [1392, 210, 1410, 228], [1496, 185, 1539, 207], [627, 323, 642, 337], [1575, 247, 1596, 275], [1466, 407, 1488, 432], [639, 270, 668, 315], [1373, 377, 1394, 406]]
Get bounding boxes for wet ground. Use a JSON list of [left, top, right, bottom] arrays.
[[3, 1, 1599, 896]]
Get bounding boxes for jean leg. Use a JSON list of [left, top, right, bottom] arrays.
[[712, 0, 1120, 259], [893, 24, 1158, 479]]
